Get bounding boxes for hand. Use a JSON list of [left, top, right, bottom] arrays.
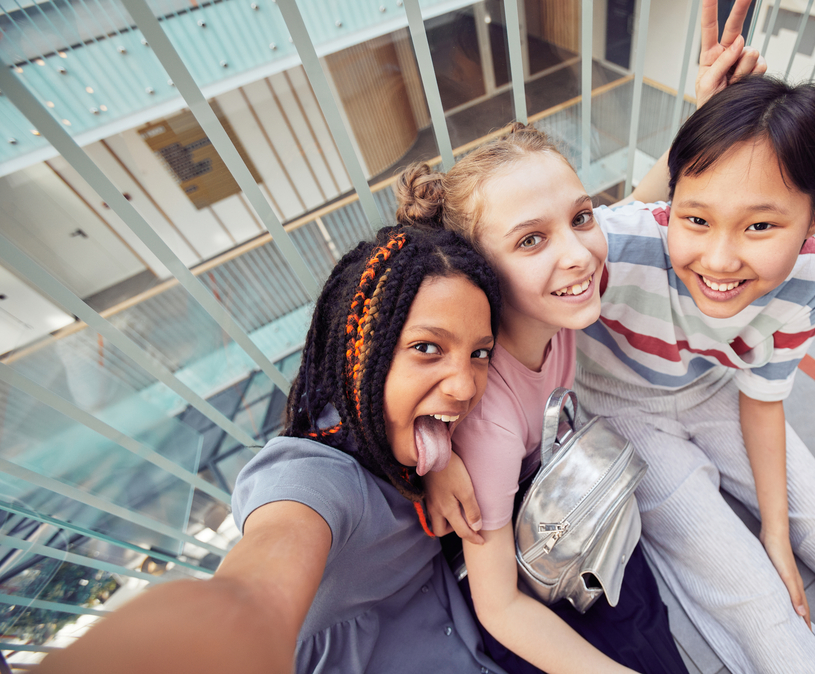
[[696, 0, 767, 108], [424, 452, 484, 544], [761, 528, 811, 629]]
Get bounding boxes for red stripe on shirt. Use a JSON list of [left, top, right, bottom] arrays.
[[730, 336, 751, 356], [601, 316, 738, 367], [774, 327, 815, 350], [799, 354, 815, 380], [652, 206, 670, 227]]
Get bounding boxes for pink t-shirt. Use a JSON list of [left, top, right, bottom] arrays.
[[452, 329, 576, 530]]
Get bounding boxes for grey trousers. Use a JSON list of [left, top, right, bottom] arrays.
[[576, 365, 815, 674]]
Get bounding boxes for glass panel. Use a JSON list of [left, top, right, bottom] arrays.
[[426, 6, 485, 110]]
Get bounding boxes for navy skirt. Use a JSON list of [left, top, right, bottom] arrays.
[[441, 473, 689, 674]]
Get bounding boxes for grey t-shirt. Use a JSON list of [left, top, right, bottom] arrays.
[[232, 436, 504, 674]]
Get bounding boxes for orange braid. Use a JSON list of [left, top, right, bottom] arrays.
[[344, 233, 407, 412], [306, 423, 342, 438], [413, 502, 435, 538]]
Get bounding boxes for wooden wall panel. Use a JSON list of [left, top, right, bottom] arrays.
[[325, 35, 419, 177], [531, 0, 580, 53]]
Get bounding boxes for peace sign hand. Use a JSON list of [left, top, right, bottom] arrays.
[[696, 0, 767, 108]]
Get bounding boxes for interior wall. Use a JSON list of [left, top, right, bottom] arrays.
[[530, 0, 581, 53], [324, 34, 420, 177]]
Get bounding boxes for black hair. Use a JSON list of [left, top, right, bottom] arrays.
[[669, 75, 815, 210], [283, 225, 501, 502]]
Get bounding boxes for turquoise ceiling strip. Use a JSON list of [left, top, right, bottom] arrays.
[[0, 502, 215, 575], [0, 534, 164, 584], [0, 55, 294, 392], [624, 0, 650, 196], [276, 0, 382, 231], [122, 0, 320, 301], [0, 362, 232, 506], [670, 0, 700, 138], [0, 231, 258, 450], [402, 0, 454, 171], [0, 6, 90, 121], [502, 0, 526, 124], [786, 0, 814, 78], [44, 0, 143, 111], [0, 458, 227, 557]]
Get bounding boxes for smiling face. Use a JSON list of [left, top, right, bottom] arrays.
[[474, 152, 607, 347], [669, 139, 815, 319], [383, 274, 494, 475]]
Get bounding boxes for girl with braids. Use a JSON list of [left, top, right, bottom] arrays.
[[37, 224, 626, 674], [394, 5, 766, 674]]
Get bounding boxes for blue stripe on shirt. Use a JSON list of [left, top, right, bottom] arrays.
[[581, 319, 719, 387], [607, 233, 669, 269], [749, 359, 800, 381]]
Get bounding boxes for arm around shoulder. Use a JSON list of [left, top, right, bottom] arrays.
[[34, 500, 331, 674]]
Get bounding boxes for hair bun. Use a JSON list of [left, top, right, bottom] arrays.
[[395, 163, 445, 230]]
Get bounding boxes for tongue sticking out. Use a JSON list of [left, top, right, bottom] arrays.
[[414, 416, 452, 476]]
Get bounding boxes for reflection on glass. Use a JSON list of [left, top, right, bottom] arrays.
[[426, 7, 485, 110]]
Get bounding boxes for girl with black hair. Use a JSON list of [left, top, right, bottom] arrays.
[[33, 225, 647, 674]]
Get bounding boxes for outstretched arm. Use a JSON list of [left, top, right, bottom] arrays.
[[617, 0, 765, 206], [739, 393, 811, 628], [34, 501, 331, 674], [464, 526, 639, 674]]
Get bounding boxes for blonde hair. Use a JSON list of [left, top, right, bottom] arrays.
[[396, 123, 569, 252]]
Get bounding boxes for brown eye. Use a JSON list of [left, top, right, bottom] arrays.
[[519, 234, 543, 248]]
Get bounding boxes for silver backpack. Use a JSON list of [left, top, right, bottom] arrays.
[[514, 388, 647, 613]]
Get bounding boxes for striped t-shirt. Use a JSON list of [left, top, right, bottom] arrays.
[[576, 202, 815, 402]]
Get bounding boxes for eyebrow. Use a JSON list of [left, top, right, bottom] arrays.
[[404, 326, 494, 346], [676, 198, 789, 216], [502, 194, 593, 240]]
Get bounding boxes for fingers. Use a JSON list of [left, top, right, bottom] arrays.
[[459, 493, 483, 535], [731, 46, 762, 80], [448, 509, 484, 545], [800, 594, 811, 630], [699, 0, 720, 54], [428, 509, 454, 538], [721, 0, 753, 48], [783, 571, 810, 629], [706, 34, 745, 82]]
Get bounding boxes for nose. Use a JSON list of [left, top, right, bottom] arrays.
[[701, 232, 741, 274], [439, 358, 478, 402], [556, 227, 593, 269]]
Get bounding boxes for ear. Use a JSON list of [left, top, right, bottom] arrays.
[[808, 212, 815, 240]]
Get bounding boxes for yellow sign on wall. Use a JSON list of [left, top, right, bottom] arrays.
[[138, 104, 261, 210]]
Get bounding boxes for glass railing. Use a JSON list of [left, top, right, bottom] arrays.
[[1, 0, 813, 665]]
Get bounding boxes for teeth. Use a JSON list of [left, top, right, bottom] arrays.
[[432, 413, 459, 423], [555, 279, 591, 296], [702, 276, 742, 292]]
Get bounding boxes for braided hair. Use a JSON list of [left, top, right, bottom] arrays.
[[283, 225, 501, 502], [396, 123, 570, 253]]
